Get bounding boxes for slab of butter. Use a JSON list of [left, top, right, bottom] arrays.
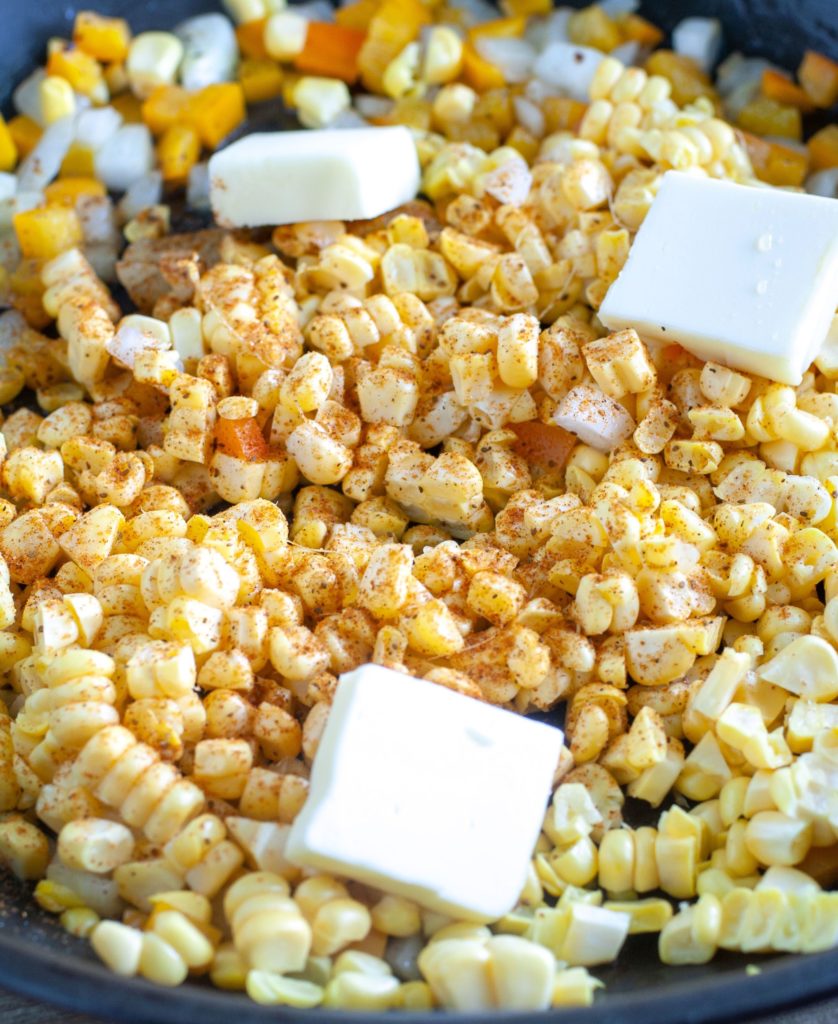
[[208, 126, 421, 228], [287, 663, 563, 922], [599, 172, 838, 385]]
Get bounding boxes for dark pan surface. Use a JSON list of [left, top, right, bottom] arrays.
[[0, 1, 837, 1021]]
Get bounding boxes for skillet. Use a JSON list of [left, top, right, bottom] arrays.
[[0, 1, 837, 1021]]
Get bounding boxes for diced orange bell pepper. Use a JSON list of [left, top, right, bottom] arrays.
[[215, 417, 269, 461], [13, 207, 84, 261], [141, 85, 191, 136], [461, 43, 506, 92], [111, 92, 143, 123], [183, 83, 246, 151], [760, 69, 815, 112], [295, 22, 366, 84], [0, 116, 18, 173], [467, 16, 527, 42], [46, 43, 107, 102], [798, 49, 838, 108], [45, 177, 106, 206], [157, 125, 201, 183], [236, 18, 270, 60], [238, 58, 285, 104], [8, 116, 42, 159], [335, 0, 380, 32], [619, 13, 664, 48], [59, 143, 96, 178], [358, 0, 431, 94], [808, 124, 838, 171], [73, 11, 131, 63], [509, 421, 575, 475], [738, 95, 802, 141], [741, 131, 809, 188]]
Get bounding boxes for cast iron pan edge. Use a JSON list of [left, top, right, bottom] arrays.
[[0, 0, 837, 1021]]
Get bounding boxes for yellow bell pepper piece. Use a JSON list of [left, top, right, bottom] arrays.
[[0, 116, 18, 172], [183, 83, 246, 150], [14, 207, 84, 261], [358, 0, 430, 94], [468, 16, 527, 42], [141, 85, 191, 136], [461, 43, 506, 92], [157, 124, 201, 182], [45, 177, 107, 206], [46, 43, 108, 103], [73, 11, 131, 63], [60, 143, 96, 179], [7, 116, 41, 159], [238, 58, 285, 104]]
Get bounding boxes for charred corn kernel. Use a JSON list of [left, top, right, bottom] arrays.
[[39, 76, 76, 125], [157, 125, 201, 183]]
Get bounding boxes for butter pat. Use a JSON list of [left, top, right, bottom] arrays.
[[287, 664, 563, 922], [208, 127, 421, 228], [599, 172, 838, 386]]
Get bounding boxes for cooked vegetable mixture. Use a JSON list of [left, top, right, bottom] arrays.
[[0, 0, 836, 1013]]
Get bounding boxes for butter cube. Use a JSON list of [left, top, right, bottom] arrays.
[[287, 664, 563, 922], [600, 173, 838, 385], [209, 127, 421, 228]]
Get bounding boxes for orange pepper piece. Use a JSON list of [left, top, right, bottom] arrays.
[[236, 18, 269, 60], [740, 131, 809, 189], [760, 69, 815, 112], [141, 86, 191, 136], [73, 11, 131, 63], [295, 22, 366, 84], [808, 124, 838, 171], [215, 418, 269, 461], [183, 83, 246, 151], [798, 49, 838, 108], [620, 13, 664, 48], [461, 43, 506, 92], [335, 0, 380, 32], [238, 58, 284, 104]]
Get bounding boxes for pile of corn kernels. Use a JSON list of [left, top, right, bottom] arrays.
[[0, 0, 837, 1013]]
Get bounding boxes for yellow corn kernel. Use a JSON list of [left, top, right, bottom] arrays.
[[91, 920, 143, 977], [247, 970, 325, 1008], [39, 76, 76, 125]]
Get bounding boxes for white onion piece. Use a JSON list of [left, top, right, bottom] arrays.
[[17, 117, 74, 193], [475, 36, 536, 84], [187, 163, 211, 211], [806, 169, 838, 199], [534, 41, 605, 100], [95, 125, 154, 193], [513, 95, 546, 138], [176, 13, 238, 89], [355, 94, 395, 119], [525, 8, 572, 52], [13, 69, 46, 126], [672, 17, 723, 74], [119, 171, 164, 220], [75, 107, 123, 152]]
